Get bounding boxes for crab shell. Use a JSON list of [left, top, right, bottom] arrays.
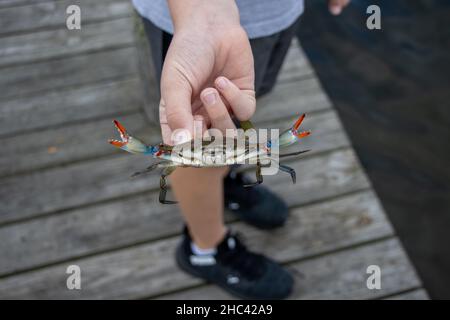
[[163, 137, 271, 167]]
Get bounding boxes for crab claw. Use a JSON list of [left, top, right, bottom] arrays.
[[108, 120, 129, 147], [277, 114, 312, 148], [292, 114, 311, 139], [108, 120, 150, 154], [293, 114, 306, 131], [296, 130, 311, 139]]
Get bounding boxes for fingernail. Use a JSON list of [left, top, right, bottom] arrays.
[[216, 77, 228, 90], [203, 91, 217, 105], [330, 5, 342, 15]]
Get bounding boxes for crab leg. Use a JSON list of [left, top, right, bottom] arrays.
[[243, 161, 263, 187], [131, 161, 170, 178], [279, 149, 310, 158], [159, 166, 177, 204], [267, 157, 297, 184], [278, 164, 296, 184]]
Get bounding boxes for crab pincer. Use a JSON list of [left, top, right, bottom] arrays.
[[292, 114, 312, 139], [108, 120, 151, 154], [109, 120, 129, 147]]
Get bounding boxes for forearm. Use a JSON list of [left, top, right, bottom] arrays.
[[167, 0, 240, 32]]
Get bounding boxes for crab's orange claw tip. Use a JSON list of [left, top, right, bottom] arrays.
[[297, 130, 311, 139], [293, 114, 306, 131], [109, 139, 126, 147]]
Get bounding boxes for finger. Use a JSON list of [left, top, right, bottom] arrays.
[[159, 99, 173, 145], [160, 64, 194, 143], [200, 88, 236, 133], [215, 76, 256, 121], [193, 114, 207, 139], [193, 108, 212, 128]]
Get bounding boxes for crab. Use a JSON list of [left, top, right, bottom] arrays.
[[109, 115, 311, 204]]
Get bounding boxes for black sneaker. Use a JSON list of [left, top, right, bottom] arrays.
[[175, 228, 294, 300], [224, 170, 289, 229]]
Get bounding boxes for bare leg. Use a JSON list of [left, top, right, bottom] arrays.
[[170, 166, 229, 249]]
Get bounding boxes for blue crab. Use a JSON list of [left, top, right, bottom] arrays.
[[109, 115, 311, 204]]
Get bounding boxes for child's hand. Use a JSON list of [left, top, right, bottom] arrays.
[[160, 0, 256, 145]]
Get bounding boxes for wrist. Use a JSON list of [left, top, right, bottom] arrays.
[[168, 0, 240, 33]]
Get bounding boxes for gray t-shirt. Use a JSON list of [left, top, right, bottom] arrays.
[[132, 0, 304, 39]]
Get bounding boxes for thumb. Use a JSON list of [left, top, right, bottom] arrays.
[[160, 64, 194, 144]]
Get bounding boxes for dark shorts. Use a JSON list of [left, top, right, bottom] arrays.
[[142, 17, 299, 97]]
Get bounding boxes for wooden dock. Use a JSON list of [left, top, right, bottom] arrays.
[[0, 0, 427, 299]]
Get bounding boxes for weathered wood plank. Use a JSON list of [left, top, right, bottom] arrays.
[[0, 17, 134, 66], [231, 192, 390, 263], [385, 289, 429, 300], [0, 0, 132, 35], [0, 78, 143, 137], [253, 77, 332, 124], [287, 239, 421, 300], [0, 0, 55, 9], [0, 192, 178, 276], [0, 46, 138, 101], [0, 112, 159, 177], [0, 111, 356, 225], [278, 39, 315, 84], [159, 239, 420, 300], [0, 191, 393, 299]]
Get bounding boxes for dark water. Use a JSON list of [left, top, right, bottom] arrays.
[[297, 0, 450, 298]]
